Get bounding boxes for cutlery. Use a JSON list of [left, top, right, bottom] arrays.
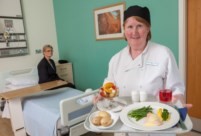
[[111, 100, 127, 107]]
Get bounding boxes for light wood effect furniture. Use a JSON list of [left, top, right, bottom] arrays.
[[0, 80, 66, 136], [56, 63, 74, 84], [187, 0, 201, 132]]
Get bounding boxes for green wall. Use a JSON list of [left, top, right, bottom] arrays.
[[53, 0, 178, 90]]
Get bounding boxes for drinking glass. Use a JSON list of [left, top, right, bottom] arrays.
[[159, 89, 172, 103], [99, 87, 118, 109]]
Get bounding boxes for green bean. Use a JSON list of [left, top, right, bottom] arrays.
[[128, 105, 153, 121]]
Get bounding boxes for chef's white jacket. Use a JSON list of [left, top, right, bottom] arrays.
[[104, 41, 185, 99]]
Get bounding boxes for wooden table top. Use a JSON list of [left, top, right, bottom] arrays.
[[0, 80, 67, 100]]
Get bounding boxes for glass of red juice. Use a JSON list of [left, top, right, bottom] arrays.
[[159, 89, 172, 103]]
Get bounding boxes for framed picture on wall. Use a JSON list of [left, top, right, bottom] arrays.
[[94, 2, 126, 40]]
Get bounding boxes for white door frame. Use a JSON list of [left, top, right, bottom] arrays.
[[178, 0, 186, 83]]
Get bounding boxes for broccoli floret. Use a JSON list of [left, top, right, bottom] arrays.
[[161, 108, 170, 121]]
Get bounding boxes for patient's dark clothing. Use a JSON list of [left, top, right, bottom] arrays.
[[37, 57, 60, 84], [37, 57, 76, 89]]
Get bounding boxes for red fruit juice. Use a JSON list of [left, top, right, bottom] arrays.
[[159, 89, 172, 102]]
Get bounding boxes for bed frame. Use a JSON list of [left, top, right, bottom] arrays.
[[0, 80, 67, 136], [0, 68, 98, 136], [59, 90, 98, 136]]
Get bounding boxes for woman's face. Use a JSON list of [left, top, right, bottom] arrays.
[[124, 17, 150, 49], [44, 47, 53, 58]]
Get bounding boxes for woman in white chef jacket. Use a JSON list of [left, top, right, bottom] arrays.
[[105, 5, 186, 103], [101, 5, 191, 136]]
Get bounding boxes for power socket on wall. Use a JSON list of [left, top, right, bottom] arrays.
[[35, 49, 42, 54]]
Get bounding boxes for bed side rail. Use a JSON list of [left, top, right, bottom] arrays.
[[60, 89, 99, 126]]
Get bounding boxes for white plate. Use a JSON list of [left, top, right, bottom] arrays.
[[89, 111, 119, 129], [120, 102, 180, 131], [97, 98, 127, 112]]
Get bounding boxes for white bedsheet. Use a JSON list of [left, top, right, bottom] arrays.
[[22, 87, 82, 136]]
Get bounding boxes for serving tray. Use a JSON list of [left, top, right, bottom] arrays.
[[84, 97, 193, 134]]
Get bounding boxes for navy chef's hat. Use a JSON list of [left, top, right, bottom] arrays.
[[124, 5, 151, 25]]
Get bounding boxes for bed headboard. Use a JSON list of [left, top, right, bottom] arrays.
[[0, 67, 37, 76], [60, 89, 99, 126], [9, 67, 37, 75]]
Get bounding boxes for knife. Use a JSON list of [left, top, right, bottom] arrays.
[[111, 100, 127, 106], [174, 106, 187, 130]]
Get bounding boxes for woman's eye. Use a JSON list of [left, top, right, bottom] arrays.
[[137, 24, 143, 28], [127, 25, 133, 29]]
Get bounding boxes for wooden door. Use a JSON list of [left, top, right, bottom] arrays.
[[187, 0, 201, 132]]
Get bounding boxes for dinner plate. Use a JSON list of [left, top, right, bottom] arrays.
[[97, 98, 127, 112], [120, 102, 180, 131], [89, 110, 119, 129]]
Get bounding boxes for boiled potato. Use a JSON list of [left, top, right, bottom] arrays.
[[98, 111, 111, 118], [92, 116, 102, 126], [91, 111, 113, 127], [100, 116, 113, 127]]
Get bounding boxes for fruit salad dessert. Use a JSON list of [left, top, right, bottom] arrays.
[[99, 82, 118, 98]]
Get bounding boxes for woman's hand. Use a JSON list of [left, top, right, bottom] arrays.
[[93, 94, 103, 104], [172, 94, 193, 109]]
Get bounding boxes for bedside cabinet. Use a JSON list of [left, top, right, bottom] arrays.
[[56, 63, 74, 84]]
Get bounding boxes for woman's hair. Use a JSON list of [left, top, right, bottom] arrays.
[[43, 44, 53, 52], [123, 16, 151, 41]]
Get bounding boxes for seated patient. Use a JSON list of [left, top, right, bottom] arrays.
[[37, 44, 75, 89]]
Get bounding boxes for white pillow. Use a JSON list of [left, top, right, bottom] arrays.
[[6, 74, 38, 86]]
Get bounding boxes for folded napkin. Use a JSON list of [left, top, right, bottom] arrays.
[[178, 107, 187, 121], [174, 106, 188, 130]]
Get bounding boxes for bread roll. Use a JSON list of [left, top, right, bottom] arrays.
[[92, 116, 102, 126], [98, 111, 111, 118], [100, 116, 113, 127]]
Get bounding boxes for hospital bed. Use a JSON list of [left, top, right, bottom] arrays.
[[0, 67, 98, 136]]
